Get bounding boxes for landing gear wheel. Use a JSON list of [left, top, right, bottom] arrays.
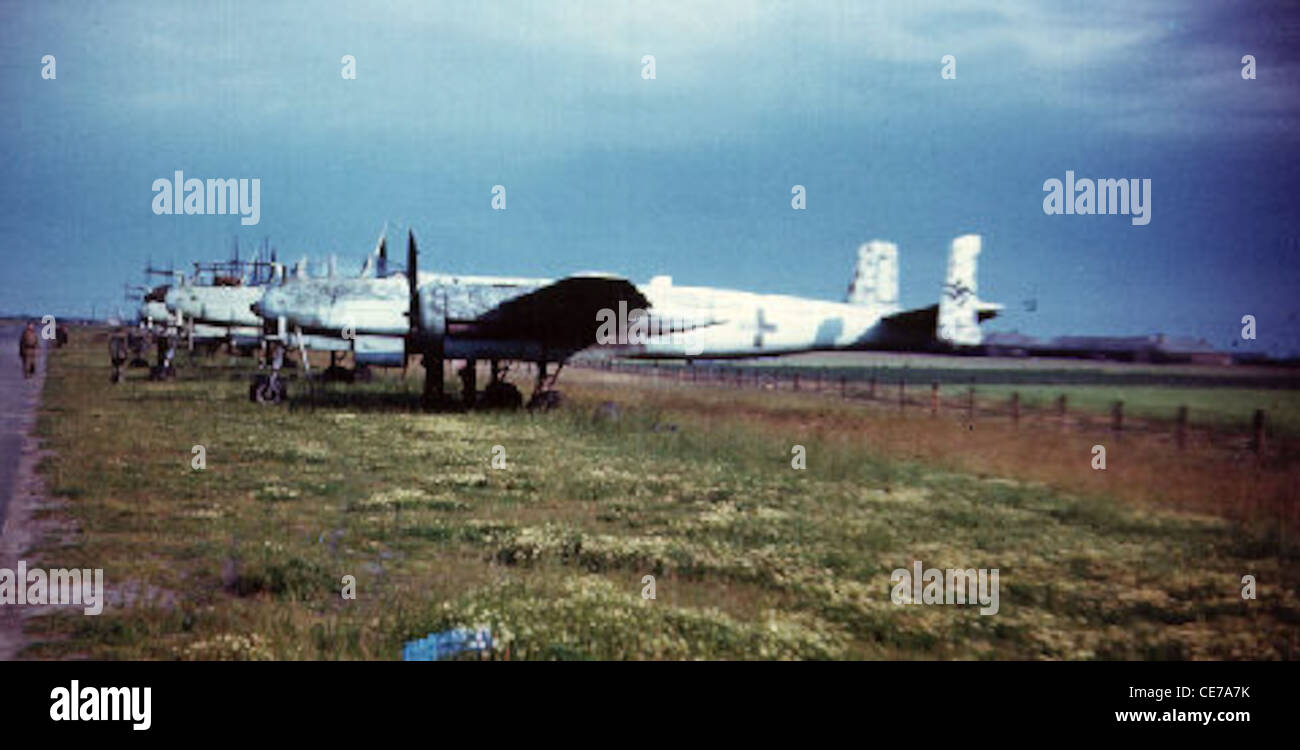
[[480, 381, 524, 409], [527, 389, 563, 411], [250, 374, 288, 405]]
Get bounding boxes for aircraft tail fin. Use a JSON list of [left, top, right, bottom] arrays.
[[845, 240, 898, 314], [360, 232, 388, 278], [936, 234, 984, 346]]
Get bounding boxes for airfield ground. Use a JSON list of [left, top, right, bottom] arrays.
[[16, 328, 1300, 659], [617, 351, 1300, 435]]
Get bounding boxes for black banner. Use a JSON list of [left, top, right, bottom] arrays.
[[0, 660, 1286, 739]]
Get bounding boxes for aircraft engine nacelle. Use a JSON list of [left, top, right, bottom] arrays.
[[415, 285, 446, 339], [404, 231, 447, 361], [354, 334, 407, 367], [406, 285, 446, 358]]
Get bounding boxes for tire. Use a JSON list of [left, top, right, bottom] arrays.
[[526, 389, 563, 411], [251, 375, 287, 405], [481, 381, 523, 410]]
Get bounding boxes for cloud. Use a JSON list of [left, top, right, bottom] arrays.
[[9, 0, 1293, 145]]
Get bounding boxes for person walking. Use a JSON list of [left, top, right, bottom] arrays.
[[19, 322, 39, 379]]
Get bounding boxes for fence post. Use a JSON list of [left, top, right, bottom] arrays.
[[1057, 394, 1068, 431], [1253, 409, 1266, 454], [840, 375, 846, 400], [1111, 400, 1124, 434], [793, 373, 800, 392], [1010, 392, 1020, 427], [1175, 405, 1187, 449], [869, 375, 877, 400], [899, 378, 906, 410], [967, 386, 975, 421], [930, 382, 939, 416]]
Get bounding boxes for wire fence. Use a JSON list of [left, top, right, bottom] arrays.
[[578, 359, 1289, 459]]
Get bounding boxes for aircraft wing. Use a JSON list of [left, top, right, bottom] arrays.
[[457, 275, 649, 349]]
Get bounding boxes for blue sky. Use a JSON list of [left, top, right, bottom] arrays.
[[2, 0, 1298, 354]]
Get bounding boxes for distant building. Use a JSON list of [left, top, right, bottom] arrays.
[[1151, 334, 1233, 366], [982, 331, 1232, 365], [983, 331, 1038, 357]]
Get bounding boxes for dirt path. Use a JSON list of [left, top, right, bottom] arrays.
[[0, 323, 49, 660]]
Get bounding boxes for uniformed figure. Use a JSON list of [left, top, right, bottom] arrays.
[[109, 330, 128, 383], [19, 321, 38, 378]]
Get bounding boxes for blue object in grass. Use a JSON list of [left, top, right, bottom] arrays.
[[402, 627, 493, 661]]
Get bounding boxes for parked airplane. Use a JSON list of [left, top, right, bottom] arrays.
[[244, 236, 407, 401], [162, 249, 283, 354], [126, 255, 271, 378], [624, 234, 999, 357], [131, 282, 184, 378], [252, 231, 1000, 410], [160, 246, 383, 387]]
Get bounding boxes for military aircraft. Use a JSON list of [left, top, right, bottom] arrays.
[[251, 231, 1000, 410], [250, 233, 521, 405], [161, 245, 371, 382], [246, 236, 408, 400], [621, 234, 1000, 357], [126, 264, 196, 378], [162, 246, 282, 355]]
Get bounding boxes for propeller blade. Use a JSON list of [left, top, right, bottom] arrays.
[[407, 230, 420, 333]]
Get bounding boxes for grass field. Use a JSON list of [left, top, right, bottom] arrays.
[[699, 350, 1300, 381], [612, 353, 1300, 435], [19, 329, 1300, 660], [961, 384, 1299, 434]]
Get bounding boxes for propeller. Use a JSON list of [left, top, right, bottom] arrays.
[[406, 229, 444, 408], [407, 230, 420, 334]]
